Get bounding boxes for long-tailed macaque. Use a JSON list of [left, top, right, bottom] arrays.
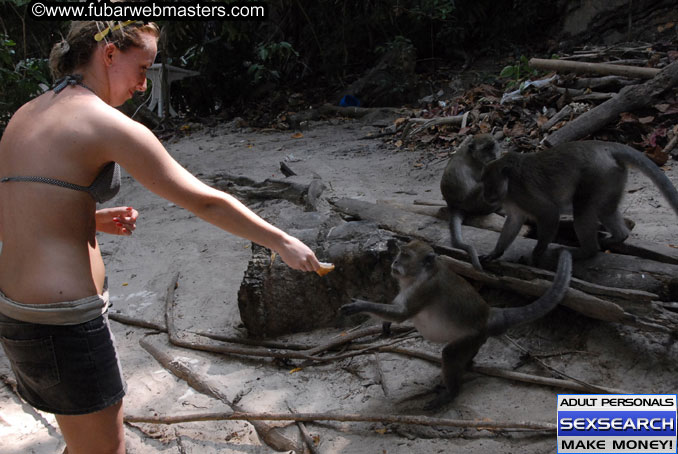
[[340, 240, 572, 408], [440, 134, 501, 270], [480, 140, 678, 265]]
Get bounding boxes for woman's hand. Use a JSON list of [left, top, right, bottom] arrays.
[[276, 234, 321, 272], [95, 206, 138, 236]]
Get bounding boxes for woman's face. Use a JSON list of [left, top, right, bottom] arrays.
[[107, 32, 158, 106]]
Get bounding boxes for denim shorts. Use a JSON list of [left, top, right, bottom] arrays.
[[0, 310, 126, 415]]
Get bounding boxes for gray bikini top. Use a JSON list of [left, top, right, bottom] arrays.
[[0, 74, 121, 204], [1, 162, 121, 203]]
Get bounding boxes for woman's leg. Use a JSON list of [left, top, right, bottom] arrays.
[[56, 399, 125, 454]]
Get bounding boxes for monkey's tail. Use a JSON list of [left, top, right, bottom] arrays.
[[612, 146, 678, 215], [486, 249, 572, 336], [449, 209, 483, 271]]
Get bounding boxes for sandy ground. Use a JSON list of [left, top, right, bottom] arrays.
[[1, 116, 678, 453]]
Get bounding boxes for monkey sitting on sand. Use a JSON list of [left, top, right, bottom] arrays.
[[341, 240, 572, 409], [440, 133, 502, 270], [480, 140, 678, 266]]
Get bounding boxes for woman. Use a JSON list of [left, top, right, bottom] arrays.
[[0, 21, 321, 454]]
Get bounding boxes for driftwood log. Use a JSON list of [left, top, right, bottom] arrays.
[[392, 201, 678, 269], [125, 408, 557, 432], [208, 172, 326, 211], [376, 199, 529, 236], [573, 75, 638, 91], [529, 58, 660, 79], [543, 60, 678, 146], [330, 198, 678, 332]]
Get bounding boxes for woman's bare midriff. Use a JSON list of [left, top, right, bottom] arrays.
[[0, 187, 106, 304]]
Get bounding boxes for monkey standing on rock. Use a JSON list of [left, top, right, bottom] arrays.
[[340, 240, 572, 409], [480, 140, 678, 266], [440, 133, 502, 270]]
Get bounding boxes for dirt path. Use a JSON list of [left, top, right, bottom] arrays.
[[2, 117, 677, 453]]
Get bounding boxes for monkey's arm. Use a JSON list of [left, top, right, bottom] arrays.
[[340, 299, 414, 323], [341, 268, 442, 322], [481, 210, 526, 261]]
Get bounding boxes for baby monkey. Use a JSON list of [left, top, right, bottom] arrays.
[[440, 134, 502, 270], [480, 140, 678, 265], [341, 240, 572, 408]]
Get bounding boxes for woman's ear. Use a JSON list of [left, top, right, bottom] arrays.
[[103, 42, 117, 67]]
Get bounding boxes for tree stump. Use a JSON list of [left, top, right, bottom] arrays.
[[238, 221, 399, 338]]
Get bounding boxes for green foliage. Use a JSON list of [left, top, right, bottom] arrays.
[[0, 34, 50, 133], [499, 55, 539, 88], [404, 0, 456, 22], [375, 35, 414, 56], [246, 41, 299, 84]]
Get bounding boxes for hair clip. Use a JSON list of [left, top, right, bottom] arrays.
[[94, 20, 143, 42]]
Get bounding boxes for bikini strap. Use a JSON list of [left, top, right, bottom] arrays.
[[53, 74, 95, 94], [0, 175, 89, 192]]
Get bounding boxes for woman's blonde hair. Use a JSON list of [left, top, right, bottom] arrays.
[[49, 21, 159, 79]]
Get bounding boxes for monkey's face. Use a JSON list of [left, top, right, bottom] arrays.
[[391, 241, 435, 283], [481, 163, 508, 206], [471, 142, 500, 165]]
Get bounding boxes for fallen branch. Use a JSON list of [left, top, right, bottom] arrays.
[[572, 92, 615, 102], [139, 335, 301, 452], [297, 420, 319, 454], [373, 353, 391, 398], [401, 113, 490, 142], [109, 310, 166, 331], [573, 75, 638, 90], [529, 58, 660, 79], [303, 332, 420, 365], [187, 331, 312, 351], [287, 403, 320, 454], [303, 325, 413, 356], [358, 121, 405, 140], [470, 366, 628, 395], [540, 105, 574, 132], [124, 410, 557, 432], [501, 336, 628, 394], [544, 60, 678, 146]]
